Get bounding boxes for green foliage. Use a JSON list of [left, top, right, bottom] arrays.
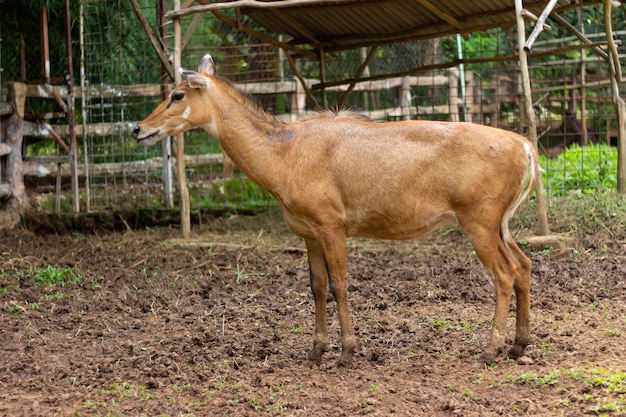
[[507, 369, 561, 387], [83, 0, 161, 86], [190, 177, 276, 212], [0, 0, 78, 81], [540, 144, 618, 196], [23, 265, 83, 287], [574, 366, 626, 394], [507, 365, 626, 414]]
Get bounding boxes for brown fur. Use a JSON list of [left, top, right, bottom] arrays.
[[134, 54, 539, 367]]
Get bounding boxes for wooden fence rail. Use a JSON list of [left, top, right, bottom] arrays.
[[2, 69, 482, 213]]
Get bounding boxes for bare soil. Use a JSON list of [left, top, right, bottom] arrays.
[[1, 204, 625, 416]]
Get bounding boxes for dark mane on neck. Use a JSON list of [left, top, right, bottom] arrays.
[[213, 75, 278, 124]]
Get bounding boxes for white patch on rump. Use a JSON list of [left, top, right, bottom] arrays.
[[182, 106, 191, 119]]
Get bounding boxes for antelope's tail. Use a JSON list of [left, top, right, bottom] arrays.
[[501, 141, 539, 243]]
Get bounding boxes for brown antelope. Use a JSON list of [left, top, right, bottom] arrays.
[[133, 54, 539, 367]]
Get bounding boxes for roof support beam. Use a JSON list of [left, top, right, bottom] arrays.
[[311, 40, 607, 91], [283, 52, 321, 109], [211, 9, 318, 60], [548, 12, 609, 61], [412, 0, 461, 29], [604, 0, 625, 192], [515, 0, 550, 235], [166, 0, 357, 19], [519, 8, 551, 30], [523, 0, 559, 51], [267, 8, 321, 46], [338, 47, 378, 109]]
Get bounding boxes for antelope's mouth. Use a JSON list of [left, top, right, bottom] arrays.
[[135, 130, 160, 144]]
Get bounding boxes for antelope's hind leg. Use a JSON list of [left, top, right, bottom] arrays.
[[506, 238, 532, 360], [305, 239, 331, 366], [459, 220, 525, 364]]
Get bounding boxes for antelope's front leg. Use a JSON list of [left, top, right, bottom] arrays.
[[317, 233, 358, 367], [305, 239, 330, 366]]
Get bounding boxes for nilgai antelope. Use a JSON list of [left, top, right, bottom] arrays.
[[133, 54, 539, 367]]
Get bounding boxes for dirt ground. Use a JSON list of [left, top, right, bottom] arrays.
[[1, 198, 625, 417]]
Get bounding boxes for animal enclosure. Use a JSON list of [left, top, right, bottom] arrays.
[[0, 1, 624, 218]]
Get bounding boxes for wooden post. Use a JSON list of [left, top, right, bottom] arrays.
[[400, 76, 412, 121], [515, 0, 550, 236], [604, 0, 625, 193], [174, 0, 191, 238], [56, 163, 63, 213], [319, 46, 327, 108], [448, 68, 460, 122], [158, 0, 174, 208], [65, 0, 80, 213], [40, 3, 51, 83], [465, 71, 474, 123], [3, 83, 27, 202], [291, 76, 306, 121], [79, 2, 92, 212], [609, 53, 626, 193], [578, 5, 589, 146]]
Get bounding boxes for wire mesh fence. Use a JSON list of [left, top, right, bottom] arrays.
[[4, 1, 623, 214]]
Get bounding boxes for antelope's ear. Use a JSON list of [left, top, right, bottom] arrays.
[[179, 68, 209, 89], [198, 54, 216, 76]]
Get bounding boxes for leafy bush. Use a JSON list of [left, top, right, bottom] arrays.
[[189, 177, 276, 212], [540, 144, 618, 196]]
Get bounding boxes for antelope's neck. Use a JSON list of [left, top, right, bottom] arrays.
[[202, 88, 289, 192]]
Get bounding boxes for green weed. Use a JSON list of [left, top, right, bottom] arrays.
[[507, 365, 626, 414], [540, 144, 618, 196], [431, 316, 477, 335]]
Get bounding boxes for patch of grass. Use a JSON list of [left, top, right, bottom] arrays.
[[540, 144, 618, 196], [1, 266, 97, 309], [431, 316, 476, 334], [28, 265, 83, 287], [540, 341, 553, 356], [512, 191, 625, 239], [507, 369, 560, 387], [604, 328, 622, 337], [290, 325, 305, 333], [507, 365, 626, 414], [0, 270, 18, 295], [80, 382, 154, 415], [13, 265, 95, 289], [461, 390, 475, 401], [191, 176, 277, 212], [3, 302, 26, 315]]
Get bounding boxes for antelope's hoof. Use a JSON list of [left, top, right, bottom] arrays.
[[507, 343, 528, 360], [337, 348, 356, 368], [307, 347, 325, 367], [337, 357, 353, 368], [479, 351, 498, 366]]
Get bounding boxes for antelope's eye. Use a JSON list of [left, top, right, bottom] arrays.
[[171, 91, 185, 101]]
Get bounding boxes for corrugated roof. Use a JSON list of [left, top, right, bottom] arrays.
[[182, 0, 598, 54], [168, 0, 609, 84]]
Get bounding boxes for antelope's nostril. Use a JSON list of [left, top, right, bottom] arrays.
[[132, 126, 141, 138]]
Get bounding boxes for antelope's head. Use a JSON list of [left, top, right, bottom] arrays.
[[133, 54, 217, 146]]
